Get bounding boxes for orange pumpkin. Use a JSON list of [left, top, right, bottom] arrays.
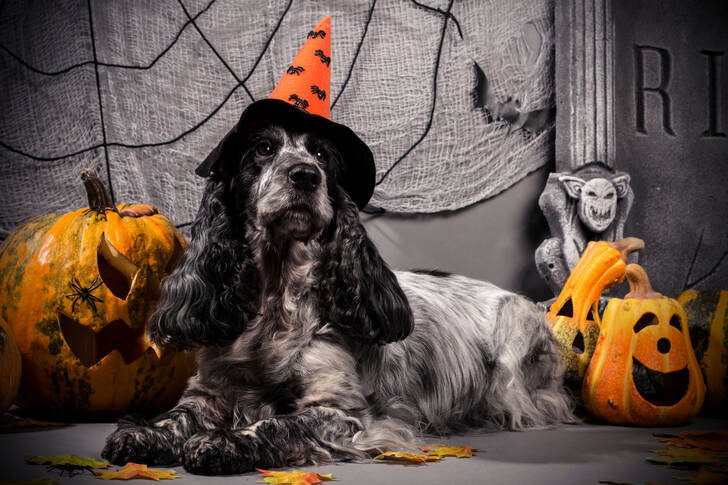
[[676, 289, 728, 416], [547, 237, 644, 385], [0, 170, 193, 419], [0, 318, 21, 414], [583, 264, 705, 426]]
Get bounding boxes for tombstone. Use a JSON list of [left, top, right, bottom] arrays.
[[552, 0, 728, 297]]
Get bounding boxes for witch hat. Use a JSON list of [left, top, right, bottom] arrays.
[[196, 16, 375, 210]]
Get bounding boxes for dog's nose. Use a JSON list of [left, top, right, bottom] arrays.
[[288, 164, 321, 192]]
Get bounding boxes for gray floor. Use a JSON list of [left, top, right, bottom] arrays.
[[1, 417, 726, 485]]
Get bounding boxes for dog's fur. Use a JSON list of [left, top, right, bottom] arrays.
[[102, 123, 573, 475]]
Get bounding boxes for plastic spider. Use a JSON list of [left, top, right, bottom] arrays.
[[307, 30, 326, 39], [46, 464, 95, 477], [314, 49, 330, 67], [310, 85, 326, 101], [65, 274, 103, 313], [288, 94, 310, 110]]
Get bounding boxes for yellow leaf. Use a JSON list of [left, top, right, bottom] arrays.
[[646, 448, 719, 469], [24, 454, 110, 469], [95, 463, 178, 481], [256, 469, 333, 485], [676, 465, 728, 484], [419, 445, 478, 458], [372, 451, 441, 464], [655, 431, 728, 452]]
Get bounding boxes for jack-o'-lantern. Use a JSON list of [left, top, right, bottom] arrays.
[[583, 264, 705, 426], [0, 318, 21, 414], [0, 170, 193, 419], [547, 237, 644, 387], [677, 289, 727, 416]]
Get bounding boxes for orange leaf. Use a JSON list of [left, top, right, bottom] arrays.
[[372, 451, 441, 464], [256, 469, 333, 485], [419, 445, 477, 458], [654, 431, 728, 452], [95, 463, 178, 481], [646, 448, 719, 469], [675, 465, 728, 484]]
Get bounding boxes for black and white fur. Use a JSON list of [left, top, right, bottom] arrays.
[[103, 123, 573, 475]]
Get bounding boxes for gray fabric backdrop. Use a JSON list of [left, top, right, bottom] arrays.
[[0, 0, 553, 238]]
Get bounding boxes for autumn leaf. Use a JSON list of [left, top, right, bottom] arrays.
[[25, 454, 110, 469], [256, 468, 333, 485], [654, 431, 728, 452], [372, 451, 441, 464], [646, 448, 720, 469], [95, 463, 178, 481], [675, 465, 728, 484], [419, 446, 477, 458]]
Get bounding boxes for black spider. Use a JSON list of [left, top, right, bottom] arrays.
[[65, 274, 103, 313], [310, 85, 326, 101], [307, 30, 326, 39], [46, 464, 95, 477], [288, 94, 310, 110], [287, 65, 305, 76], [314, 49, 331, 67]]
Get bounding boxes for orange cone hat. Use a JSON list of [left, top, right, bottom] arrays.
[[270, 16, 331, 119], [196, 16, 375, 210]]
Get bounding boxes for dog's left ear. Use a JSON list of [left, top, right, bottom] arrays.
[[196, 120, 247, 178], [319, 186, 414, 345]]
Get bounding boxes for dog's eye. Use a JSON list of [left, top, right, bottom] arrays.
[[315, 149, 328, 165], [256, 141, 273, 157]]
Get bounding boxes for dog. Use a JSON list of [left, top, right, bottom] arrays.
[[102, 102, 573, 475]]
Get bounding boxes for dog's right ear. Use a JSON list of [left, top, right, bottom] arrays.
[[147, 178, 260, 350]]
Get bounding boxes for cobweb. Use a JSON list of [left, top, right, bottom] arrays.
[[0, 0, 554, 238]]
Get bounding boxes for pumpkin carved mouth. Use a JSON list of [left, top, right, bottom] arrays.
[[57, 312, 156, 367], [632, 357, 690, 406]]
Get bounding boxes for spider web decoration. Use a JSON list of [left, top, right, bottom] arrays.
[[0, 0, 554, 238]]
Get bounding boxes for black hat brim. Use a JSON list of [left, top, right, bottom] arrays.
[[196, 99, 375, 210]]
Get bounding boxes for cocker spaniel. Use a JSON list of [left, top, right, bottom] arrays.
[[103, 101, 573, 475]]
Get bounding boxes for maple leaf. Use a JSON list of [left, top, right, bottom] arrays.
[[372, 451, 441, 464], [675, 465, 728, 484], [24, 454, 110, 469], [419, 445, 478, 458], [95, 463, 178, 481], [256, 468, 333, 485], [654, 431, 728, 452], [646, 448, 719, 469]]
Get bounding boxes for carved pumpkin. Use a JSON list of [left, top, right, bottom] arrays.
[[583, 264, 705, 425], [0, 170, 192, 419], [547, 237, 644, 386], [676, 289, 727, 416], [0, 319, 21, 414]]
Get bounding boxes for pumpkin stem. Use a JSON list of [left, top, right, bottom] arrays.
[[625, 264, 663, 300], [81, 169, 114, 213], [611, 237, 645, 262]]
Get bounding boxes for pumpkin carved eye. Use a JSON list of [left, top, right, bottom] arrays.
[[669, 315, 682, 331], [97, 234, 139, 300], [633, 312, 659, 333]]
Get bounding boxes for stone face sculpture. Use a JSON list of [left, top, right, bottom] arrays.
[[536, 162, 634, 296]]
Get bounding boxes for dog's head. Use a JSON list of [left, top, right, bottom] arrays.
[[148, 104, 413, 349]]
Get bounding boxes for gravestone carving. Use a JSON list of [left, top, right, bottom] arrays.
[[536, 162, 634, 296]]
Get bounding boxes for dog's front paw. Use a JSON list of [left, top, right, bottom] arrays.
[[182, 430, 255, 475], [102, 416, 181, 465]]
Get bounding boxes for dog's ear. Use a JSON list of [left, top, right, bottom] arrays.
[[147, 178, 259, 349], [196, 121, 248, 178], [319, 186, 414, 345]]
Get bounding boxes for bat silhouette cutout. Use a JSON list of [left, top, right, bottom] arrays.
[[472, 61, 554, 134]]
